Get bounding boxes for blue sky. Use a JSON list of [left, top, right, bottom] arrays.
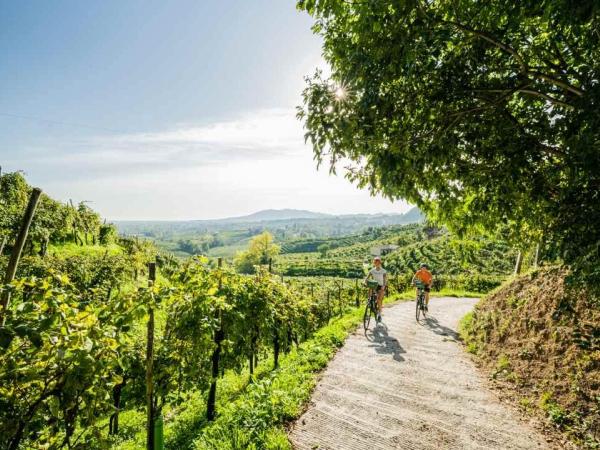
[[1, 0, 408, 220]]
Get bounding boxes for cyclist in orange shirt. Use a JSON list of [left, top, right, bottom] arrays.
[[412, 263, 433, 311]]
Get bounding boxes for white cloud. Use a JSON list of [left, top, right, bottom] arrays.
[[4, 108, 410, 220], [121, 108, 303, 150], [10, 109, 307, 175]]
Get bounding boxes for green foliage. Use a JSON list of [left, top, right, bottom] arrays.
[[118, 236, 157, 280], [234, 232, 280, 274], [276, 224, 515, 293], [15, 253, 131, 299], [386, 235, 514, 276], [98, 224, 118, 245], [0, 275, 146, 450], [298, 0, 600, 283], [1, 236, 368, 449], [177, 234, 223, 255], [458, 312, 480, 354], [276, 223, 423, 278], [279, 257, 364, 278], [96, 265, 365, 449], [0, 172, 30, 238]]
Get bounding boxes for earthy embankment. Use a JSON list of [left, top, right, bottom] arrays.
[[461, 268, 599, 449], [289, 297, 556, 450]]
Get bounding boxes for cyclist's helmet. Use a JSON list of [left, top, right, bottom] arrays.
[[420, 262, 429, 269]]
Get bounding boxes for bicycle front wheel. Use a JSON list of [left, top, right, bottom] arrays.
[[415, 296, 422, 322], [363, 299, 373, 330]]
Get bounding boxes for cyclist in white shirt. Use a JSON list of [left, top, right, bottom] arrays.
[[365, 256, 387, 322]]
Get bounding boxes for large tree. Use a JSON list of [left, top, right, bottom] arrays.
[[234, 232, 281, 274], [297, 0, 600, 279]]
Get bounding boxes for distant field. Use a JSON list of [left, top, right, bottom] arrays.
[[114, 208, 424, 258]]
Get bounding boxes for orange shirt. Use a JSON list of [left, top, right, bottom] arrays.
[[414, 268, 432, 285]]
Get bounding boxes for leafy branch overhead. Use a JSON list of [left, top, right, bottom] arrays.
[[297, 0, 600, 279]]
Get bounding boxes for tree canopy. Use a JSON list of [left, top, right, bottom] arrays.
[[234, 232, 281, 274], [297, 0, 600, 280]]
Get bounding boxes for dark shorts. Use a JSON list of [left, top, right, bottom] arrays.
[[424, 285, 431, 293], [375, 285, 385, 292]]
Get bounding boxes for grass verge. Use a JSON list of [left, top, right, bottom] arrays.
[[191, 309, 363, 449]]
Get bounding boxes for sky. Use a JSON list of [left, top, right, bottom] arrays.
[[0, 0, 409, 220]]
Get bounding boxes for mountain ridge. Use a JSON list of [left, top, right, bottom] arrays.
[[207, 208, 331, 223], [114, 207, 421, 225], [113, 207, 424, 239]]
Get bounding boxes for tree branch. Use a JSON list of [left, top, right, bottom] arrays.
[[496, 107, 565, 158], [518, 89, 574, 109], [421, 8, 586, 97], [471, 87, 574, 109], [526, 71, 584, 96], [437, 19, 528, 73], [450, 83, 531, 118]]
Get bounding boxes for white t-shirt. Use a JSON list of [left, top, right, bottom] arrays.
[[369, 267, 387, 286]]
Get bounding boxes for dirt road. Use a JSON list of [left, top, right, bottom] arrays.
[[289, 297, 550, 450]]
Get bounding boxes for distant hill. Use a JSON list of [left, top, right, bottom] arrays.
[[399, 206, 423, 223], [195, 207, 423, 224], [115, 207, 422, 235], [213, 209, 330, 223]]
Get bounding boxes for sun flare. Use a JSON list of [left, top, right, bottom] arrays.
[[334, 85, 348, 101]]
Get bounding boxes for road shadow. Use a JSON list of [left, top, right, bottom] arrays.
[[365, 323, 406, 362], [422, 316, 460, 341]]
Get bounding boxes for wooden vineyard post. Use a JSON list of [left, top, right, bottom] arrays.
[[0, 235, 6, 256], [338, 281, 343, 316], [249, 255, 258, 376], [355, 279, 360, 308], [326, 291, 331, 322], [109, 381, 124, 435], [514, 251, 523, 275], [267, 257, 281, 370], [273, 324, 280, 370], [1, 187, 42, 327], [249, 330, 257, 375], [207, 258, 223, 421], [286, 326, 293, 354], [145, 262, 156, 450], [534, 243, 541, 269], [69, 199, 83, 246]]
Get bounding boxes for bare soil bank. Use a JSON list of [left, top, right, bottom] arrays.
[[461, 267, 599, 449]]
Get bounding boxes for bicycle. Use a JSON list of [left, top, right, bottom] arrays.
[[415, 281, 427, 321], [363, 279, 380, 330]]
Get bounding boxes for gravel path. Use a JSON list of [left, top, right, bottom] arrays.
[[289, 297, 550, 450]]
